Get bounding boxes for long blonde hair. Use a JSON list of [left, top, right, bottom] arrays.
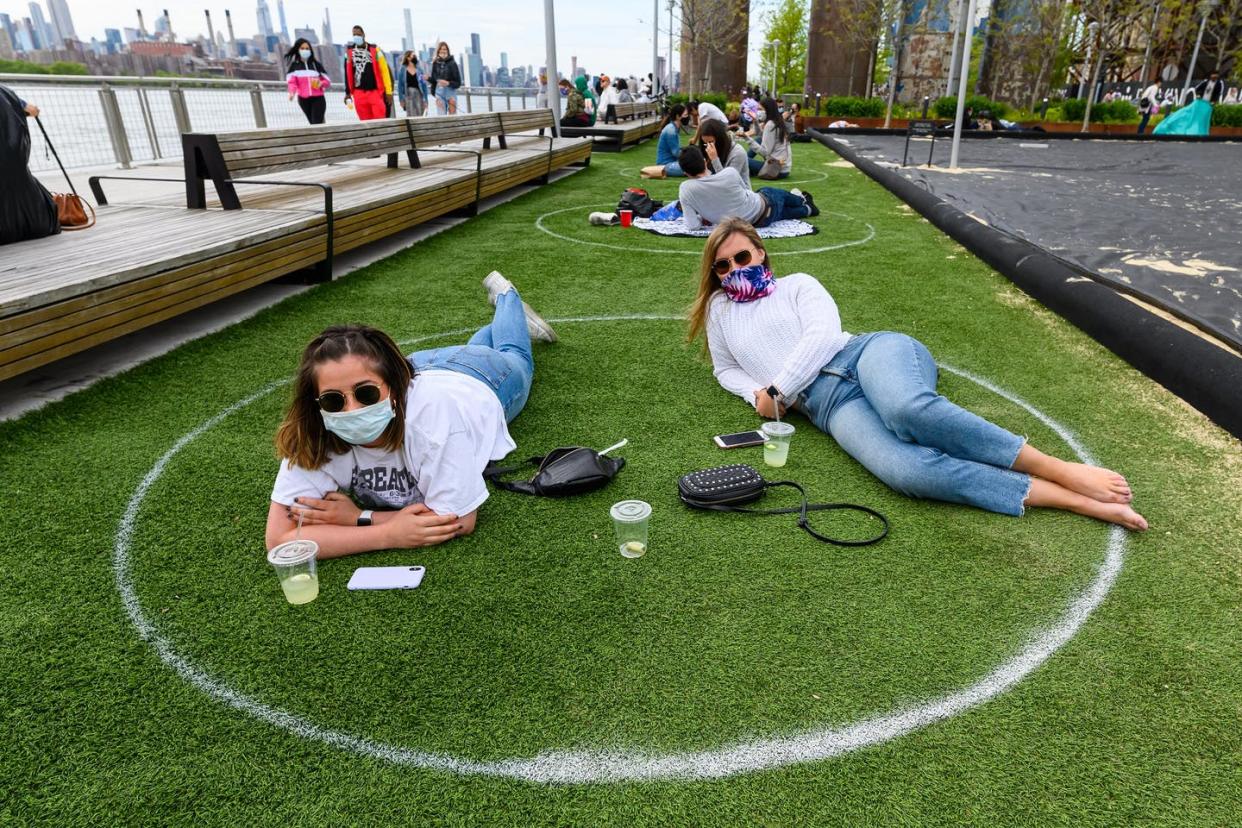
[[686, 218, 769, 349]]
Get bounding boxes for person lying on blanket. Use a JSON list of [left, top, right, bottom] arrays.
[[676, 145, 818, 231], [264, 274, 556, 558]]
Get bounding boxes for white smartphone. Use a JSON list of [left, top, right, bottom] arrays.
[[347, 565, 426, 591], [714, 430, 766, 449]]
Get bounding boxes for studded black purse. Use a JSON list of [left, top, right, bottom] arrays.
[[678, 463, 889, 546]]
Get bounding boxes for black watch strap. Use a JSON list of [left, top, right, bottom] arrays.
[[357, 509, 373, 527]]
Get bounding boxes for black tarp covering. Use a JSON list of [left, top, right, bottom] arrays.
[[0, 83, 59, 246], [815, 130, 1242, 439], [826, 133, 1242, 352]]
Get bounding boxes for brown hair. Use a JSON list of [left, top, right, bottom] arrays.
[[275, 325, 413, 469], [686, 218, 769, 350], [697, 119, 734, 169], [435, 41, 451, 58]]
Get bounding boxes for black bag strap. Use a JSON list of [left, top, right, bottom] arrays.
[[34, 116, 78, 196], [483, 455, 545, 494], [690, 480, 888, 547]]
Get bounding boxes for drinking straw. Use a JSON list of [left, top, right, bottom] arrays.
[[599, 438, 628, 456]]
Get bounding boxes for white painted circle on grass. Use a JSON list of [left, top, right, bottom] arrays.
[[535, 205, 875, 256], [113, 315, 1125, 784]]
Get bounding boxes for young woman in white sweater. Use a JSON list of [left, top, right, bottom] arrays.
[[688, 218, 1148, 531]]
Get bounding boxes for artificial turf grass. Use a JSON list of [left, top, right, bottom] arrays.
[[1, 139, 1240, 825]]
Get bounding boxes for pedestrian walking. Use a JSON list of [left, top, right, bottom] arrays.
[[397, 51, 429, 117], [285, 39, 331, 125], [429, 42, 462, 115], [343, 25, 392, 121]]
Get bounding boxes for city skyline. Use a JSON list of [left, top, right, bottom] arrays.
[[0, 0, 773, 82]]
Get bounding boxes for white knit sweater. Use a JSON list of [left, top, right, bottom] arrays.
[[706, 273, 851, 408]]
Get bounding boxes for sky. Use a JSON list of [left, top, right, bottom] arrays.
[[22, 0, 776, 80]]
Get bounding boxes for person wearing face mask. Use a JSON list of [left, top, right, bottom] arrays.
[[397, 51, 429, 117], [675, 145, 815, 231], [285, 39, 332, 124], [738, 97, 791, 179], [640, 103, 690, 178], [265, 274, 559, 558], [558, 78, 589, 126], [343, 25, 392, 121], [689, 218, 1149, 532], [429, 41, 463, 115]]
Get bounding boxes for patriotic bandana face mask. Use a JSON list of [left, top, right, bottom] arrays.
[[719, 264, 776, 303]]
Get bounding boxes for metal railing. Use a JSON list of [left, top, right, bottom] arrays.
[[3, 73, 537, 172]]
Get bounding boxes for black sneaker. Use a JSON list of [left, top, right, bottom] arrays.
[[801, 190, 820, 217]]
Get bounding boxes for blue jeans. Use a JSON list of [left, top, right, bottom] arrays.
[[748, 156, 789, 178], [756, 187, 810, 226], [408, 288, 534, 423], [434, 85, 458, 111], [663, 161, 684, 177], [798, 332, 1030, 516]]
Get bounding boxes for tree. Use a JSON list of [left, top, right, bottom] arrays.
[[1077, 0, 1149, 130], [759, 0, 809, 94]]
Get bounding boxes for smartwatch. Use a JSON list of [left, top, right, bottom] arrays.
[[357, 509, 374, 527], [766, 385, 782, 401]]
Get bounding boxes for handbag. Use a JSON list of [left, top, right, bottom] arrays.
[[484, 446, 625, 497], [678, 463, 888, 546], [34, 116, 95, 231], [756, 157, 784, 180]]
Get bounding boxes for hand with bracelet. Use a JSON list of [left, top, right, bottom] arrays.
[[752, 385, 787, 419]]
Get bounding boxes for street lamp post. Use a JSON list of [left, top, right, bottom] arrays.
[[543, 0, 561, 136], [652, 0, 659, 96], [1182, 0, 1219, 102], [949, 0, 979, 169]]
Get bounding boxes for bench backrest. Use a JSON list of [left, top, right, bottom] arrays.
[[605, 100, 659, 123], [201, 121, 414, 177], [498, 109, 555, 135], [404, 112, 503, 148]]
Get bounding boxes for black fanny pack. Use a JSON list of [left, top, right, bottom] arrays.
[[485, 447, 625, 497], [678, 463, 888, 546]]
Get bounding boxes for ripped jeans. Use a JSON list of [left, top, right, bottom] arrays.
[[798, 332, 1031, 516]]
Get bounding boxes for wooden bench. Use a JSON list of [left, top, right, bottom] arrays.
[[559, 100, 662, 151]]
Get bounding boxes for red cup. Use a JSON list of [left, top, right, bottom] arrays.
[[619, 209, 633, 228]]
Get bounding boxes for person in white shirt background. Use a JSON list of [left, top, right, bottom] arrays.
[[1138, 79, 1162, 134], [688, 218, 1148, 531], [596, 75, 620, 119], [264, 273, 557, 558]]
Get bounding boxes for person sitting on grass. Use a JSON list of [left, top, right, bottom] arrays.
[[698, 119, 751, 187], [264, 274, 558, 558], [738, 97, 792, 180], [676, 145, 817, 231], [641, 103, 690, 178], [687, 98, 727, 141], [689, 218, 1148, 531]]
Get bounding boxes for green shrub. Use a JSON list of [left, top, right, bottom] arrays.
[[1058, 98, 1138, 123], [667, 91, 728, 111], [820, 96, 885, 118], [0, 58, 86, 74], [1212, 104, 1242, 127], [933, 95, 1008, 119]]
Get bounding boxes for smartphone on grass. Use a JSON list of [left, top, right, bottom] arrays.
[[347, 566, 426, 591], [713, 430, 765, 449]]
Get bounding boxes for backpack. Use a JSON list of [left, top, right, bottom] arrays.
[[617, 188, 663, 218]]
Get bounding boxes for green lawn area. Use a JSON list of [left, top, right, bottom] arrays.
[[2, 138, 1239, 825]]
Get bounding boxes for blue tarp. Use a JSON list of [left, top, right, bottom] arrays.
[[1153, 99, 1212, 136]]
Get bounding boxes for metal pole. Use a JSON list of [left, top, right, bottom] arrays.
[[949, 0, 979, 169], [770, 40, 780, 97], [653, 0, 660, 95], [1138, 1, 1160, 86], [1181, 2, 1214, 102], [98, 83, 133, 169], [137, 86, 162, 159], [169, 83, 192, 133], [1079, 22, 1097, 99], [249, 86, 267, 127], [946, 0, 967, 96], [883, 6, 903, 129], [668, 0, 674, 92], [544, 0, 562, 136]]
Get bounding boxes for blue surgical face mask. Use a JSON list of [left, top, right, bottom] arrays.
[[352, 35, 364, 46], [321, 397, 394, 445], [299, 48, 311, 59]]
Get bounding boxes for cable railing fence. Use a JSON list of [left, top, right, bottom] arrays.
[[4, 74, 536, 173]]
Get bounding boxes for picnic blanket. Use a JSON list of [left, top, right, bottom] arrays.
[[631, 217, 819, 238]]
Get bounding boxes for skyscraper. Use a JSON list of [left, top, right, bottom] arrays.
[[47, 0, 75, 42], [500, 51, 508, 70], [321, 7, 333, 46], [403, 9, 413, 56], [277, 0, 288, 40], [28, 3, 54, 48], [0, 13, 16, 49], [256, 0, 274, 38], [470, 32, 480, 56]]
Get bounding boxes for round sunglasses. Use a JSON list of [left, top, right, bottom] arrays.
[[712, 246, 760, 276], [316, 383, 383, 413]]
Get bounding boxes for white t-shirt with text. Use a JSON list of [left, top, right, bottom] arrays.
[[271, 369, 516, 517]]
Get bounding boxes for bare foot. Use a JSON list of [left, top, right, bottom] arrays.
[[1026, 478, 1148, 531], [1054, 461, 1133, 504]]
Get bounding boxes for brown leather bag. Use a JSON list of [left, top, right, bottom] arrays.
[[36, 116, 96, 231], [52, 192, 95, 230]]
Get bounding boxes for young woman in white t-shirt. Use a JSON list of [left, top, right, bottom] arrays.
[[264, 274, 556, 558], [689, 218, 1148, 531]]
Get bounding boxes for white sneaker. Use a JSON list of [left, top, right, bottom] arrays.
[[481, 271, 558, 343], [790, 188, 804, 198], [589, 211, 619, 226]]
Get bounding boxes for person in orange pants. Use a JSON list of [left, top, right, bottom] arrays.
[[343, 25, 392, 121]]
